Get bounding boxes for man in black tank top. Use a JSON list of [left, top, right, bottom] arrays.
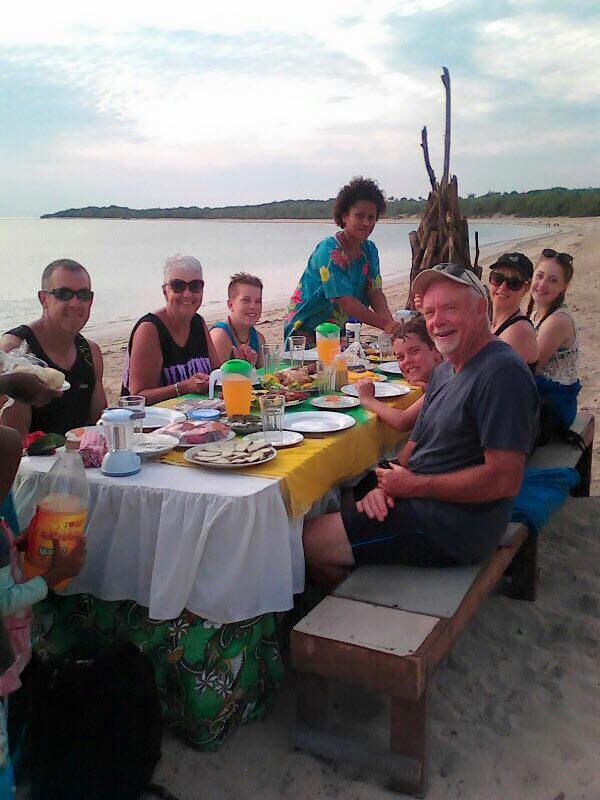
[[0, 259, 107, 436]]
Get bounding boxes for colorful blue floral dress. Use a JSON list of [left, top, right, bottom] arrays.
[[283, 235, 383, 347]]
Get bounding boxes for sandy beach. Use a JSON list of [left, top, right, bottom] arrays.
[[98, 216, 600, 493]]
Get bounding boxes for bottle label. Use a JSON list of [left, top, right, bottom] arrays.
[[25, 506, 87, 569]]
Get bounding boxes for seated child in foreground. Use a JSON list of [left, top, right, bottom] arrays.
[[211, 273, 266, 368], [355, 315, 442, 431]]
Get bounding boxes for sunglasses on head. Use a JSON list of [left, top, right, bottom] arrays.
[[489, 271, 526, 292], [164, 279, 204, 293], [44, 287, 94, 302], [542, 249, 573, 267]]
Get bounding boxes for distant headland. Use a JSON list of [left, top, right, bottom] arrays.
[[41, 187, 599, 220]]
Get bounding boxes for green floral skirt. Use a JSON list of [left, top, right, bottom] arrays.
[[33, 594, 284, 750]]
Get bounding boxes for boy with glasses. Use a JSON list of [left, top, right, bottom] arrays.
[[0, 259, 107, 436]]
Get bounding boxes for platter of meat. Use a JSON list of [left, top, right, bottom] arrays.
[[260, 365, 317, 392], [252, 389, 310, 407], [184, 439, 277, 470], [154, 419, 235, 447]]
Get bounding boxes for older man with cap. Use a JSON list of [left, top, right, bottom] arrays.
[[303, 262, 539, 586]]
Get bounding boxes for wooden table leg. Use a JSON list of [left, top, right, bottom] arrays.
[[390, 689, 428, 797]]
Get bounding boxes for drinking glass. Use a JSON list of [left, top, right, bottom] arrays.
[[261, 343, 281, 375], [288, 336, 306, 367], [259, 394, 285, 444], [378, 334, 393, 360], [118, 395, 146, 439], [315, 361, 335, 396]]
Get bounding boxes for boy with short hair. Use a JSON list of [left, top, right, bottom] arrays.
[[211, 273, 266, 367]]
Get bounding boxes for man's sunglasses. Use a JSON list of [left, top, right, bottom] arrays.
[[489, 271, 527, 292], [542, 249, 573, 267], [44, 287, 94, 302], [164, 279, 204, 293]]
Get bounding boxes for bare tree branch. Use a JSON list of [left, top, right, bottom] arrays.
[[441, 67, 451, 184], [420, 126, 437, 191]]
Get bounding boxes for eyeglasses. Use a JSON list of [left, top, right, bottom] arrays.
[[489, 271, 527, 292], [541, 249, 573, 267], [164, 279, 204, 294], [44, 287, 94, 302]]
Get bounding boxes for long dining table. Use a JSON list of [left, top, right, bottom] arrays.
[[14, 377, 420, 749]]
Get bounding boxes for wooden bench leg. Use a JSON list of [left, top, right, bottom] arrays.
[[574, 444, 592, 497], [296, 672, 329, 729], [505, 533, 538, 601], [390, 689, 428, 798]]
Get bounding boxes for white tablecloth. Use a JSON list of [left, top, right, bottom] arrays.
[[14, 456, 309, 624]]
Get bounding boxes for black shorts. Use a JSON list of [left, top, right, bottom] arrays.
[[340, 473, 458, 568]]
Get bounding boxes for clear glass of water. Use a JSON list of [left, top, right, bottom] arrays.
[[315, 361, 335, 396], [259, 394, 285, 444], [378, 333, 393, 360], [288, 336, 306, 367], [261, 343, 281, 374], [118, 395, 146, 439]]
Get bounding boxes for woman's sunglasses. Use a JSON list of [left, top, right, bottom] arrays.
[[489, 271, 527, 292], [164, 279, 204, 293], [44, 287, 94, 302], [541, 248, 573, 267]]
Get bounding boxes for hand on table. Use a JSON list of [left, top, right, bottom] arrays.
[[178, 373, 210, 395], [355, 379, 376, 404], [375, 462, 422, 499], [0, 373, 62, 406], [356, 487, 394, 521], [233, 344, 258, 366]]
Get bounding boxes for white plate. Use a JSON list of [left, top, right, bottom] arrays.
[[141, 408, 186, 430], [183, 442, 277, 469], [132, 433, 179, 459], [243, 430, 304, 448], [347, 373, 388, 382], [310, 395, 361, 410], [282, 411, 356, 433], [377, 361, 404, 377], [282, 348, 320, 362], [341, 382, 411, 399], [176, 429, 235, 449]]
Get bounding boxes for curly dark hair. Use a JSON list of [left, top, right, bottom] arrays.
[[333, 177, 386, 228]]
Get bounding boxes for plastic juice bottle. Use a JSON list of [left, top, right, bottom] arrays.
[[219, 359, 253, 416], [24, 449, 90, 590], [315, 323, 341, 365]]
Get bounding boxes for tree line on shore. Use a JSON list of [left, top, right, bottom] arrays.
[[41, 186, 600, 220]]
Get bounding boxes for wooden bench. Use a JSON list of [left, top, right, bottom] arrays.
[[291, 412, 594, 797]]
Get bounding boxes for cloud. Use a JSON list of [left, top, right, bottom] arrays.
[[0, 0, 598, 215]]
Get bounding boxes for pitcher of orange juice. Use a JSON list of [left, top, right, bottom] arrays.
[[24, 449, 90, 590], [208, 359, 255, 416], [315, 322, 341, 365]]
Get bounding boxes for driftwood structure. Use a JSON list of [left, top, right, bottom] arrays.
[[407, 68, 480, 307]]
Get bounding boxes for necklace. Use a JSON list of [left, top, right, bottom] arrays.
[[228, 316, 250, 345]]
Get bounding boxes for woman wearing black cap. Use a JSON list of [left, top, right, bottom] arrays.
[[488, 252, 538, 371]]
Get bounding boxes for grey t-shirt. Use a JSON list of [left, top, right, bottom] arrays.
[[406, 339, 539, 562]]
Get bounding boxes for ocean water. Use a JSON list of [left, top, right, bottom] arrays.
[[0, 218, 540, 335]]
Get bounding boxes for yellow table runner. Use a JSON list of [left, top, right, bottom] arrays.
[[157, 383, 421, 517]]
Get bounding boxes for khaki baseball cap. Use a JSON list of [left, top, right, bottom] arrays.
[[412, 262, 488, 305]]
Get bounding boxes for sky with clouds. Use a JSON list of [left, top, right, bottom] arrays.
[[1, 0, 598, 216]]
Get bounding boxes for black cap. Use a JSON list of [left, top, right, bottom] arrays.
[[489, 252, 533, 281]]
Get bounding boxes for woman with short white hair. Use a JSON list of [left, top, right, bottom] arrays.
[[122, 255, 220, 404]]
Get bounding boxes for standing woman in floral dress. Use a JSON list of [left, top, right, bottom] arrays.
[[283, 177, 397, 347]]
